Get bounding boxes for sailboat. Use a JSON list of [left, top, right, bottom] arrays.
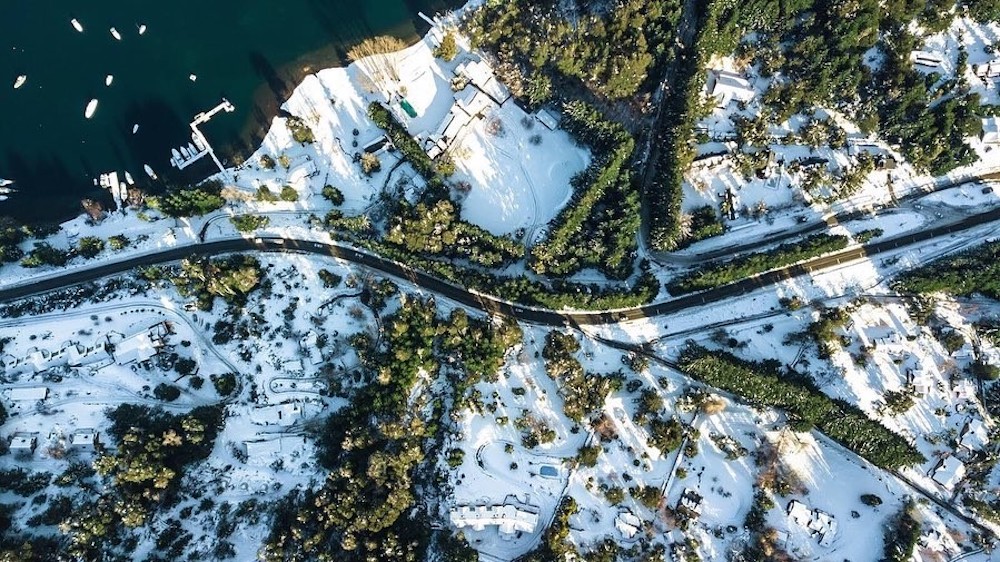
[[110, 27, 122, 40], [144, 164, 158, 180], [85, 99, 99, 119], [13, 75, 27, 89], [138, 24, 147, 35], [71, 18, 84, 32], [105, 75, 114, 86]]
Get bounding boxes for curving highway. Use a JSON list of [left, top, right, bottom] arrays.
[[1, 201, 999, 326]]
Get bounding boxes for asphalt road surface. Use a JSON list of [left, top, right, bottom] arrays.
[[1, 202, 999, 326]]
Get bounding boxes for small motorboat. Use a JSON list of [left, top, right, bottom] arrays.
[[138, 24, 147, 35], [71, 18, 84, 33], [110, 27, 122, 41], [85, 98, 98, 119], [132, 124, 139, 134], [180, 145, 191, 159], [0, 179, 13, 187], [189, 74, 197, 82], [192, 133, 206, 151], [13, 75, 27, 89], [124, 171, 135, 185], [144, 164, 158, 180], [0, 187, 15, 194], [187, 142, 199, 155], [105, 75, 114, 86], [0, 196, 8, 202]]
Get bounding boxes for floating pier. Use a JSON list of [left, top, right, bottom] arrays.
[[169, 98, 234, 173]]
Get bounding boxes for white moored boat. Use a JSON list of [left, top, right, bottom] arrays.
[[138, 24, 147, 35], [105, 75, 114, 86], [85, 98, 99, 119], [71, 18, 84, 32], [144, 164, 158, 180], [0, 179, 13, 187], [13, 75, 27, 89], [0, 196, 8, 202], [110, 27, 122, 40], [124, 172, 135, 185], [0, 187, 14, 194], [132, 124, 139, 134]]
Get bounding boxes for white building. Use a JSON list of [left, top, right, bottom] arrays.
[[454, 86, 493, 118], [534, 108, 560, 130], [449, 496, 540, 540], [931, 456, 966, 490], [910, 51, 946, 74], [873, 333, 908, 358], [67, 343, 113, 369], [614, 511, 642, 540], [786, 500, 837, 547], [70, 429, 100, 452], [984, 118, 1000, 144], [952, 380, 977, 403], [707, 70, 755, 108], [8, 386, 48, 402], [959, 418, 989, 451], [455, 58, 511, 105], [8, 434, 36, 455], [677, 489, 703, 517], [243, 435, 308, 466], [109, 322, 170, 366], [975, 59, 1000, 79], [907, 361, 936, 397], [249, 402, 304, 427]]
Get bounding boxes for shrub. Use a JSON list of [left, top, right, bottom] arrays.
[[211, 373, 237, 397], [230, 215, 270, 233], [860, 494, 882, 507], [153, 383, 181, 402], [577, 445, 601, 467], [318, 269, 342, 288], [150, 183, 226, 217], [605, 487, 625, 505], [21, 243, 70, 268], [446, 448, 465, 468], [286, 116, 315, 144], [279, 186, 299, 202], [259, 154, 276, 170], [434, 31, 459, 62], [360, 152, 381, 176], [322, 185, 344, 206], [76, 236, 105, 259], [108, 234, 130, 251], [256, 186, 279, 202]]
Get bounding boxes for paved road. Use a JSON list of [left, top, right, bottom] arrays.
[[3, 202, 1000, 326]]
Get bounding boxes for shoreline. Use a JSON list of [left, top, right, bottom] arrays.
[[0, 8, 454, 228]]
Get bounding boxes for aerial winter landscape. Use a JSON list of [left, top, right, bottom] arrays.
[[8, 1, 1000, 561]]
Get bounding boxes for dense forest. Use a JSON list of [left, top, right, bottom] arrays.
[[678, 344, 925, 469], [467, 0, 683, 102], [894, 239, 1000, 299]]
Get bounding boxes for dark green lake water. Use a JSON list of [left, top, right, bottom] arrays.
[[0, 0, 456, 223]]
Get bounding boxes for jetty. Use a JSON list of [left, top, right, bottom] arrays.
[[169, 98, 234, 173]]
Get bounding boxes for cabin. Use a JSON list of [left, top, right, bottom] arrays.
[[677, 489, 704, 518], [614, 511, 642, 540], [707, 70, 755, 108], [70, 429, 100, 453], [931, 456, 966, 490], [974, 59, 1000, 79], [250, 402, 304, 427], [959, 418, 989, 452], [786, 500, 838, 547], [243, 435, 308, 466], [534, 108, 560, 131], [910, 51, 946, 74], [8, 386, 49, 402], [982, 118, 1000, 144], [455, 58, 511, 106], [8, 434, 37, 456], [449, 495, 540, 540]]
